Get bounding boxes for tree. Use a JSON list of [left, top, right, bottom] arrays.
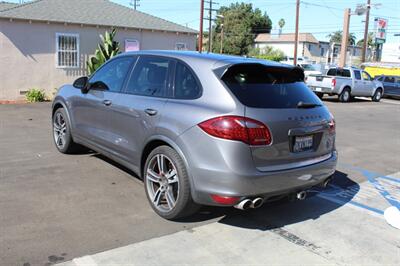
[[357, 32, 374, 48], [87, 28, 121, 75], [278, 18, 285, 32], [327, 30, 356, 46], [212, 2, 272, 55], [248, 46, 285, 62]]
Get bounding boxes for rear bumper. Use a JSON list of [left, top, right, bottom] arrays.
[[308, 85, 338, 94], [177, 126, 338, 206], [191, 151, 337, 206]]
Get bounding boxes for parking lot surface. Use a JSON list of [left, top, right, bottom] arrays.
[[1, 98, 399, 266]]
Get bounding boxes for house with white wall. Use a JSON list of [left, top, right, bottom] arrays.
[[0, 0, 197, 101], [254, 33, 370, 65]]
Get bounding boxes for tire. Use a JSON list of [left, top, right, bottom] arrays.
[[143, 145, 199, 220], [339, 88, 351, 102], [315, 92, 324, 99], [372, 88, 383, 102], [52, 108, 82, 154]]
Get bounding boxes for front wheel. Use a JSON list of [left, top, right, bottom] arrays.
[[144, 146, 199, 220], [372, 89, 382, 102], [52, 108, 83, 154]]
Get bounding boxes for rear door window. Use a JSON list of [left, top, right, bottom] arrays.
[[220, 64, 320, 109], [354, 70, 361, 80], [125, 56, 172, 97]]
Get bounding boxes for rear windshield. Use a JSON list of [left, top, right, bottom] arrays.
[[327, 68, 351, 77], [220, 64, 321, 108]]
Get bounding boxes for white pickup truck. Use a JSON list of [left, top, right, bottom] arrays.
[[306, 67, 384, 102]]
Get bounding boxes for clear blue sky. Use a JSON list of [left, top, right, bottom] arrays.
[[9, 0, 400, 43]]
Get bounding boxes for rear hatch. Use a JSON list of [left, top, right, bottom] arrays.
[[220, 63, 335, 172]]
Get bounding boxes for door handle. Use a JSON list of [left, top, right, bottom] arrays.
[[103, 100, 112, 106], [145, 108, 158, 116]]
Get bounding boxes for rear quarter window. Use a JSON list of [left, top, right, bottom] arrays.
[[219, 64, 321, 109]]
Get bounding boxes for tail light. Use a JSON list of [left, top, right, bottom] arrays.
[[331, 78, 336, 88], [198, 116, 272, 146]]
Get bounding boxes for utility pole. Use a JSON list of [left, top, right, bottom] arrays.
[[220, 23, 224, 54], [339, 8, 351, 68], [130, 0, 140, 10], [199, 0, 204, 52], [361, 0, 371, 62], [293, 0, 300, 66], [208, 0, 213, 52], [204, 1, 218, 53]]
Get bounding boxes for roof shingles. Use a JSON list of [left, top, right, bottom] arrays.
[[0, 1, 18, 11], [0, 0, 197, 34]]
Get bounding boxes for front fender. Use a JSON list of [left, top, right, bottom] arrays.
[[52, 97, 74, 135]]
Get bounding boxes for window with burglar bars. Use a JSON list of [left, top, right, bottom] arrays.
[[56, 33, 79, 68]]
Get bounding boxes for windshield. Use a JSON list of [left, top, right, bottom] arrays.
[[220, 64, 321, 109]]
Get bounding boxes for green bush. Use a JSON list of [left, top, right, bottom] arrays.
[[26, 88, 46, 102], [247, 46, 285, 62]]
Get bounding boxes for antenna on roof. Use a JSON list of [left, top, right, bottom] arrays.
[[130, 0, 140, 10]]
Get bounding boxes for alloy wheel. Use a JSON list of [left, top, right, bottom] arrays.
[[146, 154, 180, 212], [53, 112, 67, 150]]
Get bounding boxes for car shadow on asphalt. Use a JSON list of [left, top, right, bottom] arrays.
[[89, 152, 359, 228], [215, 170, 359, 230]]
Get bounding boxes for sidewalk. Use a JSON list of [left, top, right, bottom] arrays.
[[58, 182, 400, 266]]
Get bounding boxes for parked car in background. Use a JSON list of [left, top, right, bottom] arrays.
[[298, 63, 322, 77], [280, 56, 313, 65], [306, 67, 384, 102], [52, 51, 337, 220], [374, 75, 400, 99]]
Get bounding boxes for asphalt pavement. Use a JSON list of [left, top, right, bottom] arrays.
[[0, 98, 399, 266]]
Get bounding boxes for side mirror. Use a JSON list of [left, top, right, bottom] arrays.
[[89, 81, 109, 91], [73, 76, 89, 93]]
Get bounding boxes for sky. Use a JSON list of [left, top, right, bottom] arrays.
[[9, 0, 400, 44]]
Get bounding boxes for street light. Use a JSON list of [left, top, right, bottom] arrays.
[[216, 14, 224, 54]]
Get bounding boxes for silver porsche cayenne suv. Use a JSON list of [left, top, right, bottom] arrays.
[[52, 51, 337, 220]]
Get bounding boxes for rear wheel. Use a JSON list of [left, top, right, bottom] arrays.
[[52, 108, 82, 154], [339, 88, 351, 102], [144, 146, 199, 220], [372, 88, 382, 102]]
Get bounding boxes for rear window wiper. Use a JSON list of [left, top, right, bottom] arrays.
[[297, 101, 322, 108]]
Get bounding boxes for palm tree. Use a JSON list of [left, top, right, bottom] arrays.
[[327, 31, 356, 46]]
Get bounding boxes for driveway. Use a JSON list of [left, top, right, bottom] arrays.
[[0, 100, 399, 266]]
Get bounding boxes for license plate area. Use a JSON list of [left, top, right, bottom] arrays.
[[292, 135, 314, 153]]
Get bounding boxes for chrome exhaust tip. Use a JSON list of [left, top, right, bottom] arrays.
[[234, 199, 253, 210], [322, 177, 332, 188], [296, 191, 307, 201], [251, 197, 264, 209]]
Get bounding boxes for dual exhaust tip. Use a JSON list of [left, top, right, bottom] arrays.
[[235, 191, 309, 210], [234, 197, 264, 210]]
